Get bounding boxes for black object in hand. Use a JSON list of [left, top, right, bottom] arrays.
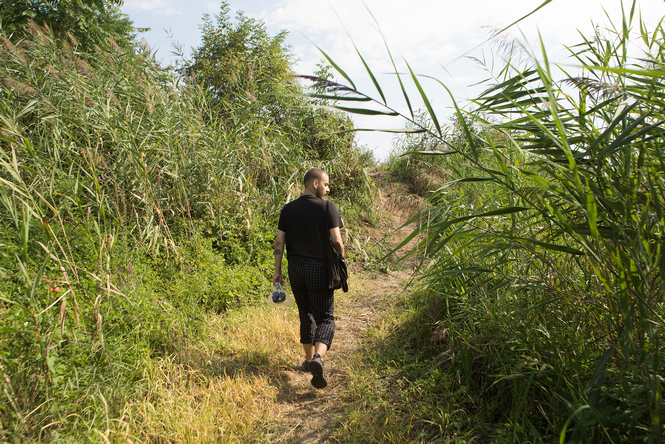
[[272, 290, 286, 303]]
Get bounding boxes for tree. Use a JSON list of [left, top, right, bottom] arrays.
[[0, 0, 134, 49], [185, 1, 292, 114], [185, 1, 363, 192]]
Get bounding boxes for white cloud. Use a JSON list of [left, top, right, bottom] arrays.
[[263, 0, 665, 157]]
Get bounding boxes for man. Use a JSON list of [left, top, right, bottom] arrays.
[[273, 168, 345, 389]]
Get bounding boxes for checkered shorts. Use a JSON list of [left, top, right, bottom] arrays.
[[287, 255, 335, 349]]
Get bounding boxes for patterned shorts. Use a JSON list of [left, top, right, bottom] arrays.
[[287, 255, 335, 349]]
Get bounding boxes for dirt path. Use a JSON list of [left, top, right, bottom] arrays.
[[268, 169, 423, 443]]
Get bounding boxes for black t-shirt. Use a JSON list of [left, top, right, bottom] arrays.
[[278, 194, 343, 262]]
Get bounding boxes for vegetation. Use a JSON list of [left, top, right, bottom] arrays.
[[3, 0, 664, 442], [313, 2, 665, 442], [0, 0, 135, 51], [0, 2, 374, 441]]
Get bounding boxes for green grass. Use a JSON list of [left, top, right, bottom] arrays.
[[6, 2, 665, 442], [0, 17, 376, 442]]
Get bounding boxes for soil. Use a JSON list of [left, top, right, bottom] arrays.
[[269, 168, 424, 443]]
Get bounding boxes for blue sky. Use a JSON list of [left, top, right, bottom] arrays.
[[121, 0, 665, 160]]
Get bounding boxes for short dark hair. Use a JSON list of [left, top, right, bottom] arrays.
[[304, 168, 326, 187]]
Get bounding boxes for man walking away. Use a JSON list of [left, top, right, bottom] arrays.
[[272, 168, 345, 389]]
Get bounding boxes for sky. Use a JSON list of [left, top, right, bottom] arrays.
[[121, 0, 665, 160]]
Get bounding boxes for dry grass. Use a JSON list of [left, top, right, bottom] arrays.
[[407, 168, 448, 197], [116, 358, 279, 442], [110, 185, 418, 442], [115, 305, 304, 443]]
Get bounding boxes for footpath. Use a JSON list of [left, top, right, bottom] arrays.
[[125, 169, 426, 443], [265, 169, 423, 442]]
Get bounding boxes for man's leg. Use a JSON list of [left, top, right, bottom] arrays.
[[311, 287, 335, 353], [314, 341, 327, 358], [309, 287, 334, 389], [303, 343, 315, 360], [289, 257, 318, 372]]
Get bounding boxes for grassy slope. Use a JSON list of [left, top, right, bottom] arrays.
[[0, 22, 376, 442]]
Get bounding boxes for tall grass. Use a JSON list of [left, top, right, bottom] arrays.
[[313, 2, 665, 441], [0, 19, 374, 441]]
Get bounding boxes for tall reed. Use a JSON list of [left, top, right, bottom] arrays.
[[314, 2, 665, 441], [0, 18, 374, 440]]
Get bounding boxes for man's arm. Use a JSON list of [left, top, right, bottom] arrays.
[[329, 227, 344, 256], [273, 229, 286, 285]]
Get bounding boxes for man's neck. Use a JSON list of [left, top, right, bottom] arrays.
[[302, 190, 323, 199]]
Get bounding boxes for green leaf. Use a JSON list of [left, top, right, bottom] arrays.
[[587, 346, 615, 390], [559, 406, 591, 444], [432, 177, 496, 191], [341, 128, 426, 134], [435, 267, 492, 276], [405, 150, 459, 156], [406, 61, 442, 136], [306, 94, 372, 102], [316, 46, 357, 90], [518, 238, 585, 255], [354, 45, 387, 105], [378, 34, 414, 119], [318, 105, 399, 116], [586, 184, 599, 239]]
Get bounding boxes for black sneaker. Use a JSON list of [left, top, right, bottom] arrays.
[[300, 360, 311, 373], [309, 353, 327, 389]]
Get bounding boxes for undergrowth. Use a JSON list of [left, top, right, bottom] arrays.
[[0, 10, 376, 441]]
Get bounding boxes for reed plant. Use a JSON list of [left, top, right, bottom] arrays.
[[0, 15, 374, 441], [313, 2, 665, 441]]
